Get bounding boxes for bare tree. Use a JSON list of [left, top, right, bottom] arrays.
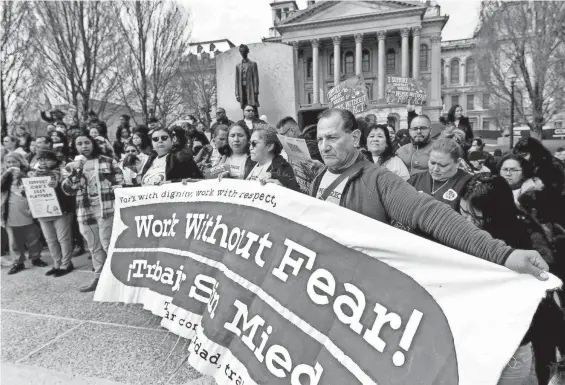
[[0, 1, 38, 136], [31, 1, 122, 121], [179, 55, 217, 127], [475, 0, 565, 139], [113, 0, 191, 126]]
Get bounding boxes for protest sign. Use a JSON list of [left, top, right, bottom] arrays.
[[95, 180, 560, 385], [385, 77, 427, 106], [327, 75, 368, 115], [276, 134, 323, 193], [22, 176, 62, 218], [277, 135, 311, 161]]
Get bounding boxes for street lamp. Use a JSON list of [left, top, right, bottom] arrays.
[[509, 75, 517, 150]]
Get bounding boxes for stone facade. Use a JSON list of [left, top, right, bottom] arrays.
[[440, 38, 497, 132], [264, 0, 448, 129]]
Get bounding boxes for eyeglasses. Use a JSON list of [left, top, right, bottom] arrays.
[[250, 141, 261, 148], [126, 149, 138, 154], [151, 135, 169, 142], [501, 168, 522, 174], [410, 126, 430, 132]]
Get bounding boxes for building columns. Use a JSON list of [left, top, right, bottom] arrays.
[[311, 39, 320, 104], [445, 61, 450, 86], [401, 28, 410, 78], [459, 62, 466, 86], [332, 36, 341, 86], [412, 27, 421, 80], [377, 30, 387, 101], [430, 34, 442, 106], [355, 33, 363, 76]]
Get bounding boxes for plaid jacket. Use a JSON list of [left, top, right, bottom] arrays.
[[61, 155, 123, 224]]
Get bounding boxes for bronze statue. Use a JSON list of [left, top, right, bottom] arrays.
[[235, 44, 259, 117]]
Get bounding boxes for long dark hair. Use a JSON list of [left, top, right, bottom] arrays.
[[169, 126, 188, 153], [364, 124, 395, 165], [221, 122, 251, 157], [50, 130, 70, 158], [115, 126, 131, 141], [460, 174, 530, 249], [514, 137, 565, 193], [132, 129, 152, 153], [447, 104, 464, 123], [71, 130, 102, 158]]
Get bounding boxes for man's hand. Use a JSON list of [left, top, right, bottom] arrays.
[[218, 171, 230, 182], [504, 250, 549, 280], [236, 96, 240, 102]]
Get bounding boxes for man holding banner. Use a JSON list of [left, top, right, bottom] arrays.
[[312, 108, 549, 280]]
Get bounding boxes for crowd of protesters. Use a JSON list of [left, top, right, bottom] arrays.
[[1, 103, 565, 384]]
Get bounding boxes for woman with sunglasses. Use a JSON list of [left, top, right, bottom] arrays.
[[246, 126, 299, 191], [139, 128, 202, 186], [61, 130, 124, 292], [459, 174, 565, 385], [217, 123, 255, 180]]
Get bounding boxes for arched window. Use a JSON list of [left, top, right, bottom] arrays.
[[344, 51, 354, 74], [466, 58, 476, 83], [386, 49, 395, 73], [450, 59, 460, 84], [419, 44, 429, 69], [362, 49, 371, 72], [306, 58, 313, 79], [441, 59, 445, 85], [329, 53, 334, 76]]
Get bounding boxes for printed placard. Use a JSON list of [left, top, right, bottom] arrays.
[[385, 77, 427, 106], [22, 176, 62, 218], [327, 75, 369, 114], [276, 135, 311, 160]]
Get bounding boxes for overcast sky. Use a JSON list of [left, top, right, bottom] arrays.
[[184, 0, 482, 46]]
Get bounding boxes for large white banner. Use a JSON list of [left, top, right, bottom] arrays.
[[95, 179, 561, 385]]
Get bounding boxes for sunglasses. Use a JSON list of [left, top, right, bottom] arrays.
[[250, 140, 262, 148], [126, 149, 138, 154], [151, 135, 170, 142]]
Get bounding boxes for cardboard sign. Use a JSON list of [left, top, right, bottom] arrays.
[[327, 75, 369, 114], [203, 163, 230, 179], [385, 77, 427, 106], [96, 181, 560, 385], [22, 176, 62, 218]]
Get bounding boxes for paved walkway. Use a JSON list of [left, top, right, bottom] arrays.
[[1, 252, 213, 385], [1, 251, 545, 385]]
